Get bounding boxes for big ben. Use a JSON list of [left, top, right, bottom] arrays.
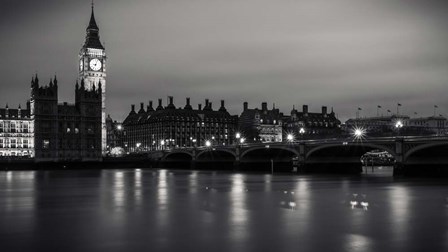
[[79, 4, 107, 155]]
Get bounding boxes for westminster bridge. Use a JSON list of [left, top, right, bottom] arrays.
[[148, 136, 448, 176]]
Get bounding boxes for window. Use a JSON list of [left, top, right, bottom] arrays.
[[0, 139, 3, 148], [0, 122, 3, 133], [10, 122, 16, 133], [43, 140, 50, 149], [11, 139, 16, 148], [23, 139, 28, 149]]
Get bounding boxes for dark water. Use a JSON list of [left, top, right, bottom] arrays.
[[0, 168, 447, 252]]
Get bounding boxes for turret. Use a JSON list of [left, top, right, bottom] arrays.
[[147, 101, 154, 112]]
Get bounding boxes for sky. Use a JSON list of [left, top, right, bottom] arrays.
[[1, 0, 448, 122]]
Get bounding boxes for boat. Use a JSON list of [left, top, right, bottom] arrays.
[[361, 150, 395, 166]]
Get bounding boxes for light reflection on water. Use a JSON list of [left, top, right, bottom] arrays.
[[0, 169, 447, 252]]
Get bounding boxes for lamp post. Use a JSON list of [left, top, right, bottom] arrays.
[[299, 127, 305, 141], [395, 120, 403, 136], [205, 140, 211, 147], [286, 133, 294, 143], [235, 132, 241, 146]]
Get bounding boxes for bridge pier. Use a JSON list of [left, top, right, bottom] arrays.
[[393, 163, 404, 177]]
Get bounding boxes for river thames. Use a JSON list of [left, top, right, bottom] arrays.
[[1, 168, 447, 252]]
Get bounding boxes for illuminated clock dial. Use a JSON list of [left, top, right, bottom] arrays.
[[89, 58, 102, 71]]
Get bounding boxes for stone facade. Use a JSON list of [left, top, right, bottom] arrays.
[[122, 97, 238, 152]]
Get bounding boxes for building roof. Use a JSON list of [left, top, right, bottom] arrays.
[[0, 108, 31, 119]]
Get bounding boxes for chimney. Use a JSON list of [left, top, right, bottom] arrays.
[[205, 99, 209, 107], [209, 102, 213, 110], [156, 98, 164, 110], [138, 102, 145, 113], [262, 102, 267, 111], [131, 104, 135, 111], [322, 106, 327, 115], [219, 100, 226, 112], [244, 102, 248, 111], [148, 100, 154, 111], [303, 105, 308, 114], [185, 97, 192, 110], [169, 96, 173, 105], [198, 104, 202, 110]]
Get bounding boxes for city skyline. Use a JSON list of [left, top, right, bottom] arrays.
[[1, 0, 448, 122]]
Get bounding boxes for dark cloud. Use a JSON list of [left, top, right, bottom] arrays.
[[1, 0, 448, 122]]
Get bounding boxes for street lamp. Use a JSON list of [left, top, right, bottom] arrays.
[[395, 120, 403, 136], [160, 140, 165, 150], [116, 124, 123, 131], [240, 138, 245, 144], [299, 127, 305, 140], [286, 133, 294, 142], [205, 140, 211, 147], [352, 127, 366, 140]]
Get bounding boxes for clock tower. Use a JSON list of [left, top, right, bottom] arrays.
[[79, 3, 107, 155]]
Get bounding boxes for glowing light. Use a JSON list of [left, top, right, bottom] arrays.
[[116, 125, 123, 130], [160, 140, 165, 145], [395, 120, 403, 129], [299, 127, 305, 134], [235, 132, 241, 139], [240, 138, 245, 144], [205, 140, 211, 147], [287, 134, 294, 142], [352, 127, 366, 140]]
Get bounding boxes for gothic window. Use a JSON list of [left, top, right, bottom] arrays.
[[0, 139, 3, 148], [0, 122, 3, 133]]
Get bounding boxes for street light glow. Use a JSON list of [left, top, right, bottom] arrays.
[[205, 140, 211, 147], [395, 120, 403, 128], [160, 140, 165, 145], [240, 138, 245, 144], [116, 125, 123, 130], [287, 134, 294, 142], [236, 132, 241, 139], [299, 127, 305, 134], [352, 127, 366, 140]]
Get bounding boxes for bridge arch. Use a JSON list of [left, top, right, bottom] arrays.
[[241, 146, 299, 160], [306, 142, 396, 160], [196, 149, 237, 160], [404, 142, 448, 161], [162, 150, 194, 161]]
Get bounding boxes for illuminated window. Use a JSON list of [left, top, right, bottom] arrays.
[[43, 140, 50, 149], [11, 139, 16, 148]]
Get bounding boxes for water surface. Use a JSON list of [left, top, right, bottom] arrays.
[[0, 169, 447, 252]]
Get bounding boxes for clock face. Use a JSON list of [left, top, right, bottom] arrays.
[[79, 59, 83, 71], [89, 58, 102, 71]]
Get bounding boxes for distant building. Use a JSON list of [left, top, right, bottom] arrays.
[[344, 115, 410, 136], [342, 114, 448, 136], [122, 97, 238, 152], [283, 105, 341, 139], [238, 102, 284, 143], [0, 103, 34, 158], [405, 116, 448, 135]]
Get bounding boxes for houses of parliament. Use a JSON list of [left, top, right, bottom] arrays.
[[0, 6, 106, 161]]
